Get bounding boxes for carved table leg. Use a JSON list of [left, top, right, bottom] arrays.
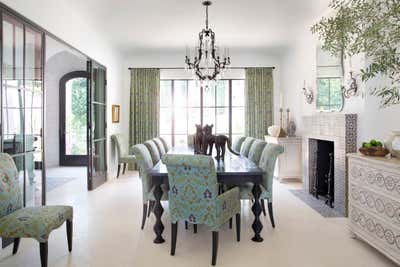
[[153, 184, 165, 244], [251, 183, 264, 242]]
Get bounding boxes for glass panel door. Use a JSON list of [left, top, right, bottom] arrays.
[[87, 60, 107, 190]]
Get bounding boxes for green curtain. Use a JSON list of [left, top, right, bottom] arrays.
[[129, 68, 160, 147], [245, 67, 274, 139]]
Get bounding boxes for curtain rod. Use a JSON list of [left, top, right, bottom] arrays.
[[128, 66, 275, 70]]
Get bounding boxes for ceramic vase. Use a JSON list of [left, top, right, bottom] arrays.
[[385, 131, 400, 158]]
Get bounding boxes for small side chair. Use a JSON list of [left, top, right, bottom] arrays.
[[0, 153, 73, 267], [162, 154, 241, 266], [111, 134, 136, 178]]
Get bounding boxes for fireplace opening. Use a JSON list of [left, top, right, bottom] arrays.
[[311, 139, 334, 208]]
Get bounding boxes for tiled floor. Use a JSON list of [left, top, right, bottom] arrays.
[[0, 171, 397, 267]]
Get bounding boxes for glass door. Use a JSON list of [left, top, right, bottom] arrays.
[[87, 60, 107, 190], [1, 13, 44, 207]]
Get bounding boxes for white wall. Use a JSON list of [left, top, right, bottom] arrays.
[[280, 16, 400, 146], [1, 0, 127, 177], [124, 49, 284, 125]]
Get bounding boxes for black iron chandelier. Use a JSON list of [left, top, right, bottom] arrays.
[[185, 1, 231, 81]]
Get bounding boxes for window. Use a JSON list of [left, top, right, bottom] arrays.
[[160, 79, 245, 147], [316, 46, 344, 111]]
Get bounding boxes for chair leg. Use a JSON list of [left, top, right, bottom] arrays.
[[12, 238, 20, 255], [235, 213, 241, 242], [123, 163, 127, 174], [212, 231, 219, 266], [66, 219, 73, 252], [40, 242, 48, 267], [268, 201, 275, 228], [141, 203, 148, 230], [117, 164, 121, 178], [261, 199, 266, 216], [185, 221, 188, 230], [229, 218, 233, 229], [193, 224, 197, 234], [171, 223, 178, 256]]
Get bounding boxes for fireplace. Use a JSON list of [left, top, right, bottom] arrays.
[[302, 114, 357, 216], [309, 139, 334, 207]]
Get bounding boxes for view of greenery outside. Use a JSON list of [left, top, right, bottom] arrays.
[[66, 78, 87, 155], [316, 78, 342, 111]]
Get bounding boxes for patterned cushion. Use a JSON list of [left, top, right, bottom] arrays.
[[240, 137, 255, 157], [144, 140, 161, 165], [0, 153, 23, 218], [248, 140, 267, 165], [153, 138, 166, 156], [0, 206, 72, 242], [232, 136, 246, 154], [162, 154, 240, 231], [159, 137, 169, 152]]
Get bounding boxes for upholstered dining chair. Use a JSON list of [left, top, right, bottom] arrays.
[[232, 136, 246, 154], [248, 140, 267, 165], [162, 154, 241, 266], [237, 143, 284, 227], [239, 137, 256, 157], [153, 138, 166, 156], [144, 140, 161, 165], [111, 134, 136, 178], [132, 144, 167, 230], [159, 137, 169, 153], [0, 153, 73, 267]]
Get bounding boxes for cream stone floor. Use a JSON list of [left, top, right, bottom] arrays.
[[0, 171, 397, 267]]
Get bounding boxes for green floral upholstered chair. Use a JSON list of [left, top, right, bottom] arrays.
[[0, 153, 73, 267], [132, 144, 167, 229], [144, 140, 161, 165], [159, 137, 169, 153], [232, 136, 246, 154], [111, 134, 136, 178], [248, 140, 267, 165], [162, 154, 241, 266], [153, 138, 166, 156], [239, 137, 256, 157], [238, 143, 283, 228]]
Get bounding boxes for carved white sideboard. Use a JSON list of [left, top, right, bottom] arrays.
[[348, 153, 400, 265], [265, 136, 302, 182]]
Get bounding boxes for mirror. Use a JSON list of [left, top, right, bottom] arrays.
[[316, 46, 344, 112]]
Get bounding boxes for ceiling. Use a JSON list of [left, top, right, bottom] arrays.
[[68, 0, 330, 54]]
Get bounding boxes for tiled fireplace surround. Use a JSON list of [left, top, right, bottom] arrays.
[[302, 114, 357, 215]]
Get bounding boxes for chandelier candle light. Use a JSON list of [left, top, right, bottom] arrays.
[[185, 1, 231, 82]]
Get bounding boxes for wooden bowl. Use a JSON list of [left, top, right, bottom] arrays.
[[359, 146, 389, 157]]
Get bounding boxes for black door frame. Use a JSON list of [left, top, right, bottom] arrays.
[[59, 71, 89, 166]]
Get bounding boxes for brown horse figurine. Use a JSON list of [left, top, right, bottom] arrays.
[[202, 124, 214, 155], [201, 124, 240, 161], [194, 124, 203, 154]]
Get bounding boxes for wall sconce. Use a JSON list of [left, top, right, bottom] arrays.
[[302, 80, 314, 104], [342, 71, 358, 98]]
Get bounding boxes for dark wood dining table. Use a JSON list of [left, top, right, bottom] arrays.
[[147, 147, 266, 243]]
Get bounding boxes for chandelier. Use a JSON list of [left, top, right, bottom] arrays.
[[185, 1, 231, 81]]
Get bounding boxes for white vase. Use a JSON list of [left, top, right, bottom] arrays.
[[385, 131, 400, 158]]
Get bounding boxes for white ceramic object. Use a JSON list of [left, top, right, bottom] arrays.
[[268, 125, 281, 137], [385, 131, 400, 158]]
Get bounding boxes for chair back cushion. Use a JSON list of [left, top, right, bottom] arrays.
[[0, 153, 23, 218], [162, 154, 218, 225], [259, 144, 284, 199], [159, 137, 169, 152], [153, 138, 166, 156], [144, 140, 161, 165], [240, 137, 255, 157], [232, 136, 246, 154], [248, 140, 267, 165], [132, 144, 154, 201], [111, 134, 129, 159]]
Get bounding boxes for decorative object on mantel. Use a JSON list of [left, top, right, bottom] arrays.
[[267, 125, 280, 137], [385, 131, 400, 158], [359, 139, 389, 157], [184, 1, 231, 82], [342, 71, 358, 98], [311, 0, 400, 108], [277, 108, 287, 137], [112, 104, 120, 123], [285, 108, 297, 137], [302, 80, 314, 104]]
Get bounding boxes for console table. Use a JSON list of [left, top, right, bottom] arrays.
[[348, 153, 400, 265], [265, 136, 302, 182]]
